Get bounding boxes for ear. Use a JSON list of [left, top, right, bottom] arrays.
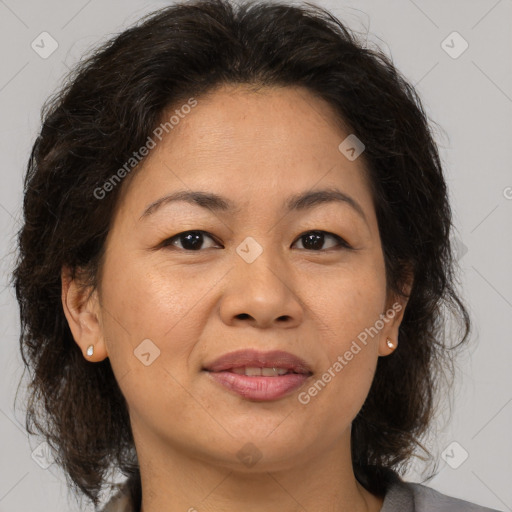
[[61, 265, 108, 362], [378, 272, 413, 357]]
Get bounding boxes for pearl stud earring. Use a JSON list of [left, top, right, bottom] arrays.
[[386, 337, 396, 350], [86, 345, 94, 357]]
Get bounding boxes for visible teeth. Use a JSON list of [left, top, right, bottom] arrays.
[[245, 367, 262, 376], [230, 367, 289, 376]]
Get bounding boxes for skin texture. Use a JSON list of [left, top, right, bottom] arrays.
[[62, 84, 410, 512]]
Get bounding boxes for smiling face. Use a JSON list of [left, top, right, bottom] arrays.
[[63, 84, 407, 476]]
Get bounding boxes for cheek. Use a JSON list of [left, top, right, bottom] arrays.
[[102, 251, 205, 334], [99, 258, 208, 433], [99, 253, 211, 385], [300, 284, 383, 430], [310, 264, 387, 346], [301, 264, 386, 407]]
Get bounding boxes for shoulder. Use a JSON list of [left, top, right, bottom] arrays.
[[101, 469, 504, 512], [101, 482, 133, 512], [407, 481, 503, 512], [381, 471, 503, 512]]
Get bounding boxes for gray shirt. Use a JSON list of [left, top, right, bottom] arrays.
[[380, 472, 502, 511], [102, 471, 503, 512]]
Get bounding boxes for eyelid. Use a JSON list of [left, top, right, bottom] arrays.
[[160, 230, 221, 250], [292, 230, 352, 250], [160, 229, 352, 251]]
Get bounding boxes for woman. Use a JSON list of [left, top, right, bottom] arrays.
[[12, 0, 501, 511]]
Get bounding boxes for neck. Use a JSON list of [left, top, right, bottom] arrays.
[[134, 431, 383, 512]]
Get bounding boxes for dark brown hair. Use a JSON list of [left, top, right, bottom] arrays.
[[12, 0, 470, 507]]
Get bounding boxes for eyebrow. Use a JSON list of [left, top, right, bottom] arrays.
[[139, 188, 368, 225]]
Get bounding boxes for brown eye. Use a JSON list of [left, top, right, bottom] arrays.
[[293, 230, 350, 251], [162, 230, 221, 251]]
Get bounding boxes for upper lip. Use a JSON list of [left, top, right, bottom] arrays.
[[203, 349, 313, 374]]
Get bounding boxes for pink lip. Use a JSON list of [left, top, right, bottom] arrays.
[[207, 372, 310, 401], [203, 349, 313, 401], [203, 349, 312, 374]]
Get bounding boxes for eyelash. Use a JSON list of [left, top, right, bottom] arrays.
[[160, 230, 352, 252]]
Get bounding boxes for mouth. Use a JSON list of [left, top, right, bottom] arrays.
[[228, 366, 306, 376], [203, 349, 313, 401], [203, 348, 313, 374]]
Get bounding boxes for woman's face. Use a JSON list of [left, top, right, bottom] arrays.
[[68, 85, 406, 472]]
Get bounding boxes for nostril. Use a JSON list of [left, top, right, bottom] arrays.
[[236, 313, 251, 320]]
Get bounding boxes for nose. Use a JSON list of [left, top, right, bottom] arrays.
[[219, 245, 304, 329]]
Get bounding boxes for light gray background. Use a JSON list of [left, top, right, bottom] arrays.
[[0, 0, 511, 510]]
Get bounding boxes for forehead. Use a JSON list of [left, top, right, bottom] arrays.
[[155, 84, 350, 163], [115, 84, 374, 223]]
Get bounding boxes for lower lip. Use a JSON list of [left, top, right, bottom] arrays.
[[206, 371, 311, 401]]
